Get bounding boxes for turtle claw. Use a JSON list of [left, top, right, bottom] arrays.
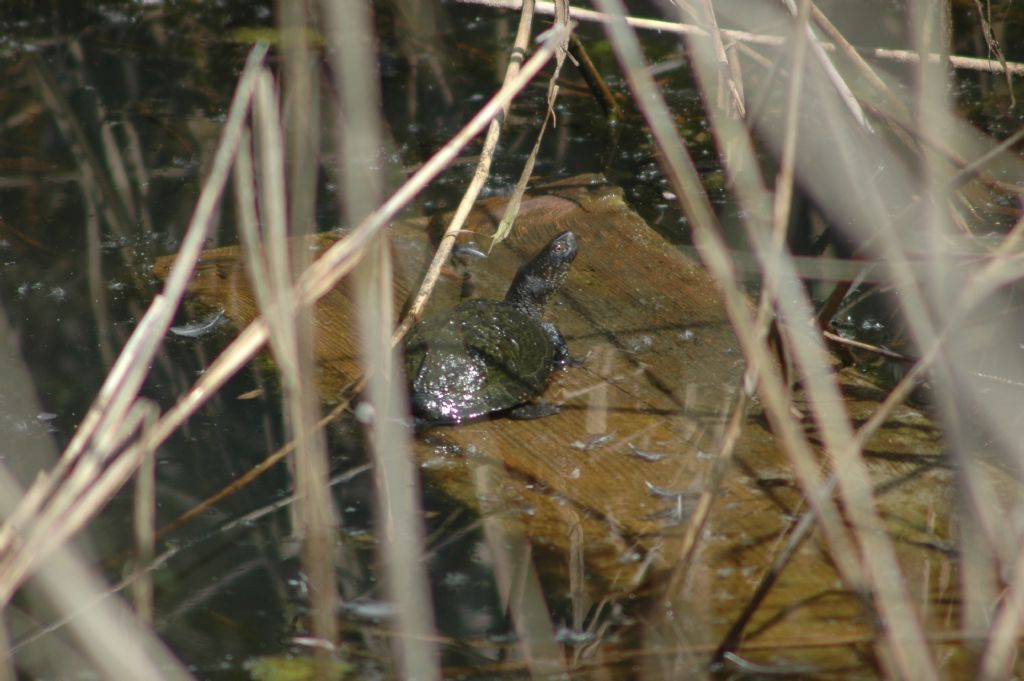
[[506, 401, 561, 420], [564, 350, 588, 368]]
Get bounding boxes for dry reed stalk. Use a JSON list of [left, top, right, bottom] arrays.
[[8, 460, 373, 665], [726, 3, 1024, 677], [913, 2, 1008, 661], [274, 15, 334, 635], [265, 69, 339, 658], [980, 518, 1024, 678], [592, 0, 975, 676], [596, 0, 869, 598], [0, 400, 160, 601], [0, 42, 269, 680], [756, 0, 810, 348], [0, 12, 563, 679], [682, 14, 937, 674], [666, 388, 749, 597], [323, 0, 434, 677], [490, 0, 570, 247], [0, 44, 272, 605], [779, 0, 869, 130], [0, 617, 12, 681], [54, 46, 575, 668], [807, 2, 908, 117], [29, 540, 195, 680], [120, 25, 567, 493], [0, 426, 192, 680], [233, 62, 340, 670], [353, 232, 438, 680], [131, 410, 157, 625], [393, 0, 538, 340], [476, 463, 567, 675], [691, 0, 747, 117], [459, 0, 1024, 75], [0, 305, 184, 679], [719, 5, 969, 676]]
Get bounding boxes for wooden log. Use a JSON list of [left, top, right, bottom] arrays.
[[155, 175, 1016, 674]]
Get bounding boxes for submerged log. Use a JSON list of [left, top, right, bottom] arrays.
[[154, 175, 1016, 676]]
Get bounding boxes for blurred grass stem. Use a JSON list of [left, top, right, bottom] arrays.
[[237, 63, 340, 664], [599, 1, 942, 675], [323, 0, 436, 677]]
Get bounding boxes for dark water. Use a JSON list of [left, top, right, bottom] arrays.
[[0, 3, 689, 677], [1, 1, 1022, 679]]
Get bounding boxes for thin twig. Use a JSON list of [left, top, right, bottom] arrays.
[[568, 34, 623, 118], [665, 389, 748, 595], [92, 28, 568, 529], [243, 65, 340, 663], [605, 0, 869, 633], [779, 0, 869, 130], [692, 0, 746, 117], [0, 44, 272, 606], [8, 463, 371, 660], [822, 330, 909, 360], [322, 0, 434, 676], [609, 0, 940, 674], [459, 0, 1024, 75], [131, 408, 156, 624], [392, 0, 539, 342]]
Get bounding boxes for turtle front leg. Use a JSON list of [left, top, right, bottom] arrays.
[[542, 321, 584, 367]]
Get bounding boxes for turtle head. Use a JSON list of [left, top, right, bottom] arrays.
[[504, 231, 578, 319]]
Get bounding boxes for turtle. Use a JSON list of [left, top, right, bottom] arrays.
[[404, 230, 578, 424]]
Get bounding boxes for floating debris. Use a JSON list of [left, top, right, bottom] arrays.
[[169, 309, 226, 338], [246, 654, 351, 680], [645, 482, 700, 526], [570, 432, 616, 451], [628, 443, 667, 462], [442, 571, 469, 587], [648, 496, 695, 526], [644, 480, 699, 499], [719, 651, 819, 677], [339, 599, 399, 621], [354, 402, 375, 424], [452, 241, 487, 259], [626, 334, 654, 353], [554, 626, 598, 646]]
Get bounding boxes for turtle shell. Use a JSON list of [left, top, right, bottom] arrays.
[[404, 298, 557, 423]]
